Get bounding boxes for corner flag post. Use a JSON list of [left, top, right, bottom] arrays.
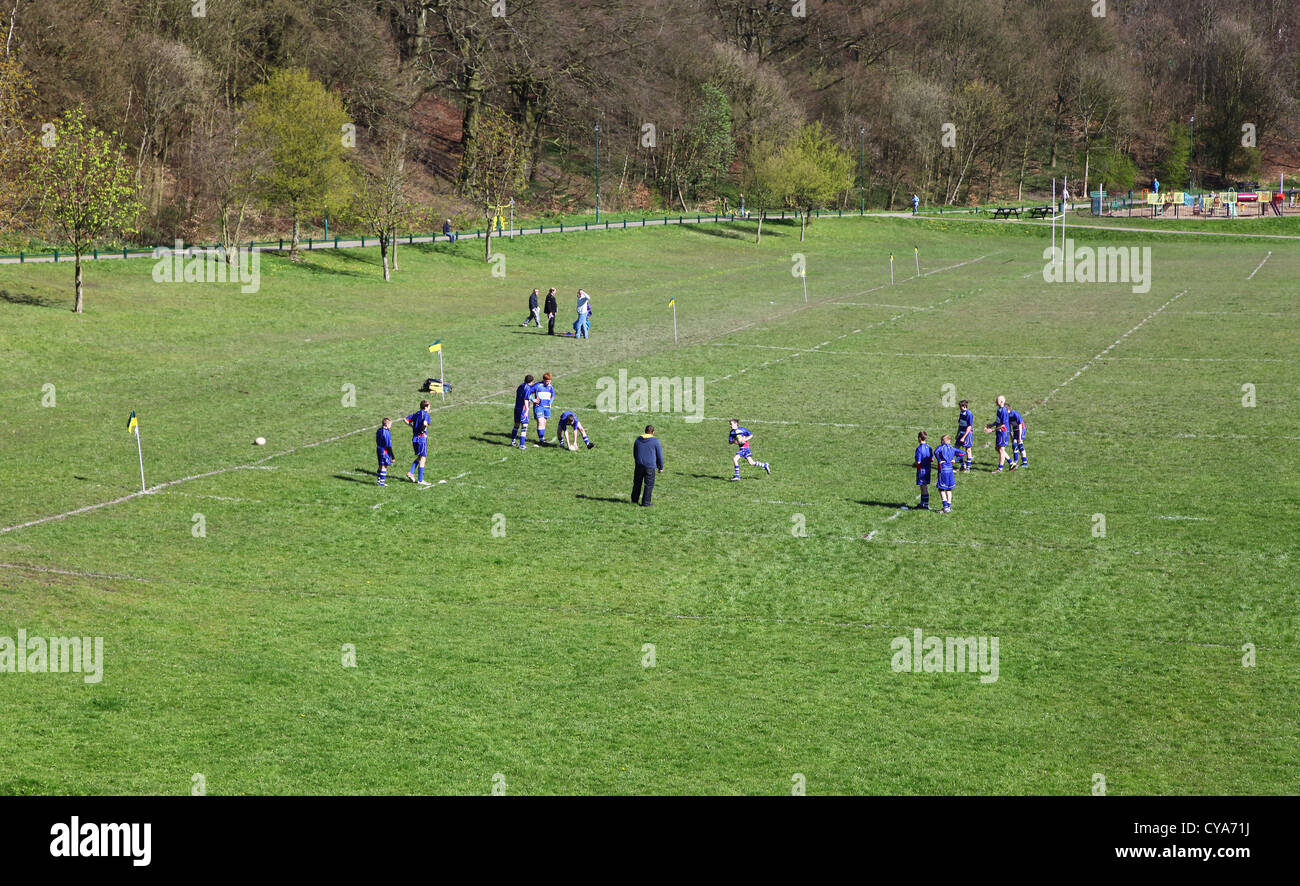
[[668, 299, 677, 344], [428, 339, 445, 401], [127, 410, 145, 493], [890, 252, 894, 285], [914, 245, 920, 276], [801, 265, 807, 304]]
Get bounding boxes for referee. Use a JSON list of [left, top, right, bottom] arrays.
[[631, 425, 663, 506]]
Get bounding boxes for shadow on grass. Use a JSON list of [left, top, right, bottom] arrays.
[[853, 499, 910, 509], [468, 434, 520, 447], [576, 494, 630, 504], [334, 471, 377, 484], [679, 222, 752, 241], [0, 288, 57, 307]]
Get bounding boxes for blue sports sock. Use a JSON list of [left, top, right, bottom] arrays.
[[378, 467, 387, 481], [733, 466, 741, 476], [538, 428, 545, 443], [417, 466, 424, 482], [410, 461, 418, 475], [582, 433, 590, 444]]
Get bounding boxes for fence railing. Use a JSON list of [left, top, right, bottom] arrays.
[[0, 208, 889, 263]]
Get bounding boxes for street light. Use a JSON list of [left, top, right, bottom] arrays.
[[1188, 115, 1195, 193], [859, 126, 866, 214], [594, 121, 601, 224]]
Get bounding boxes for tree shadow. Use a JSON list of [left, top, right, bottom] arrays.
[[0, 289, 56, 307], [679, 223, 750, 241]]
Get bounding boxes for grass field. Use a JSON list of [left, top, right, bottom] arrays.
[[0, 216, 1295, 795]]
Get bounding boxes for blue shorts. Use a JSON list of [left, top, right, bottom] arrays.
[[937, 469, 955, 491], [916, 469, 931, 486], [412, 435, 428, 458], [736, 445, 752, 459], [517, 406, 530, 423], [377, 450, 393, 467], [1012, 427, 1025, 444], [996, 428, 1010, 448], [959, 429, 972, 448], [535, 406, 551, 420]]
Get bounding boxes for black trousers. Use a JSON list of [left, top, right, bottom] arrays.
[[547, 313, 555, 334], [632, 464, 656, 506]]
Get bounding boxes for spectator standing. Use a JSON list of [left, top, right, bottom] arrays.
[[544, 287, 558, 335], [631, 425, 664, 506]]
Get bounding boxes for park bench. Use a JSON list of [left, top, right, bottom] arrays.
[[991, 206, 1021, 220]]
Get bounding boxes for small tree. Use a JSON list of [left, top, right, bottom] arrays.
[[32, 108, 141, 313], [743, 139, 788, 244], [242, 68, 352, 260], [458, 105, 527, 262], [352, 139, 415, 281], [769, 123, 854, 241]]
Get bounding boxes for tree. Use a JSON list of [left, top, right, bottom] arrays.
[[31, 108, 141, 313], [242, 68, 352, 260], [742, 138, 785, 244], [0, 47, 32, 235], [1154, 121, 1190, 190], [352, 138, 415, 281], [754, 123, 853, 241], [458, 105, 527, 262]]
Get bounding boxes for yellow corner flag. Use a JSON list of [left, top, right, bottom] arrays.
[[127, 410, 138, 434], [667, 299, 675, 308], [428, 339, 442, 353]]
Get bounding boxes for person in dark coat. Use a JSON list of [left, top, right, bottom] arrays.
[[522, 288, 541, 327], [631, 425, 663, 506], [543, 288, 558, 335]]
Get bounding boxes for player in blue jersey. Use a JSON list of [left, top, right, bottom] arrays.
[[956, 399, 974, 471], [557, 410, 593, 450], [934, 434, 957, 513], [403, 399, 432, 485], [728, 419, 771, 480], [1007, 406, 1027, 467], [510, 374, 535, 449], [530, 372, 556, 446], [984, 395, 1013, 472], [914, 430, 933, 509], [375, 418, 394, 486]]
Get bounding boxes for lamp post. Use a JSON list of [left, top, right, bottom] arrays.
[[859, 126, 866, 214], [594, 121, 601, 224], [1188, 115, 1195, 193]]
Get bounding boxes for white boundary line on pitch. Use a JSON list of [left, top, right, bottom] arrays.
[[1028, 289, 1188, 415], [1246, 251, 1272, 279]]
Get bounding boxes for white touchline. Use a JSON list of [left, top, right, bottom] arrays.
[[1029, 289, 1188, 414], [1246, 251, 1271, 280]]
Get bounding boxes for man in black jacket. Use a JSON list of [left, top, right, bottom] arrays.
[[543, 288, 558, 334], [631, 425, 664, 506], [522, 288, 541, 327]]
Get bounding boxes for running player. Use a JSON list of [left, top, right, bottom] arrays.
[[728, 419, 771, 480]]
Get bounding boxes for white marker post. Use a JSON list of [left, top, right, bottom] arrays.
[[668, 299, 678, 343], [914, 245, 920, 276], [889, 252, 894, 285], [801, 266, 807, 304], [127, 411, 146, 493], [428, 340, 445, 401]]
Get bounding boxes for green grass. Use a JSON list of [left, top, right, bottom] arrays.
[[0, 216, 1295, 795]]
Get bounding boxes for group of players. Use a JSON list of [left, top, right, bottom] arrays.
[[913, 395, 1028, 513], [510, 373, 594, 451]]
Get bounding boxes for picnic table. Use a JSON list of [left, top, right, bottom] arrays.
[[1026, 206, 1052, 219], [991, 207, 1022, 220]]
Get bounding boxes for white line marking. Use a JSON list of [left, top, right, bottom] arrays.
[[1029, 289, 1187, 414], [1246, 251, 1272, 279]]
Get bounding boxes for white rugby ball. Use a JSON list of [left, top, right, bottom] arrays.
[[254, 437, 266, 446]]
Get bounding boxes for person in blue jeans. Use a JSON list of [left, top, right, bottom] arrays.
[[575, 289, 591, 338], [442, 218, 456, 242]]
